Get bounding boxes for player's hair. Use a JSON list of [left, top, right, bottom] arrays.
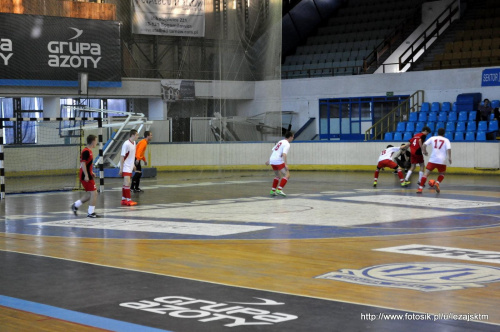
[[86, 134, 97, 145], [386, 145, 394, 148], [422, 126, 432, 133], [437, 127, 445, 135], [285, 131, 294, 139], [144, 131, 151, 138], [130, 129, 138, 137]]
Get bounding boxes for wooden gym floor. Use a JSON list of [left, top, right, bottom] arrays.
[[0, 170, 499, 331]]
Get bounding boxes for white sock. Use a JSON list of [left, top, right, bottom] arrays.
[[88, 206, 95, 214], [419, 171, 424, 182], [74, 200, 83, 208], [405, 171, 412, 182], [122, 196, 126, 200]]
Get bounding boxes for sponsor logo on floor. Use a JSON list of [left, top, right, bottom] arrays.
[[315, 262, 500, 292]]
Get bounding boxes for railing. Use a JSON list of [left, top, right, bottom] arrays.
[[364, 90, 424, 141], [362, 8, 422, 73], [399, 0, 460, 71]]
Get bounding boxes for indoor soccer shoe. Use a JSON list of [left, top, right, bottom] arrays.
[[127, 200, 138, 206], [71, 203, 78, 215], [270, 190, 277, 196], [87, 213, 99, 218], [416, 188, 423, 194], [276, 190, 286, 197], [373, 181, 377, 187], [403, 181, 411, 186], [121, 200, 128, 206], [435, 182, 440, 193]]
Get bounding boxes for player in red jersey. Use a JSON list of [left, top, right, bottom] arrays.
[[403, 126, 431, 186], [71, 135, 99, 218], [373, 144, 408, 187]]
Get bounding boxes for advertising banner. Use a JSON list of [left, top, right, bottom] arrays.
[[161, 80, 195, 101], [132, 0, 205, 37], [0, 13, 121, 87], [481, 68, 500, 86]]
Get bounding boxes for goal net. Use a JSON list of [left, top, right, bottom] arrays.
[[1, 118, 100, 195]]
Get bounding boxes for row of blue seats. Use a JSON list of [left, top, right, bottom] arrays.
[[408, 111, 478, 123], [385, 131, 491, 141], [397, 120, 498, 133], [420, 100, 500, 112]]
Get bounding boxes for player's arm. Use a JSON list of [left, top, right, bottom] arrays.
[[119, 155, 124, 175], [81, 161, 89, 181], [447, 149, 452, 164], [282, 153, 288, 169]]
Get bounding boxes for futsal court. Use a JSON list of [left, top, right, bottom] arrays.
[[1, 170, 499, 332]]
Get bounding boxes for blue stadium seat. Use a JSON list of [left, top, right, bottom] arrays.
[[445, 132, 454, 141], [468, 111, 477, 121], [452, 102, 458, 112], [454, 132, 464, 141], [458, 111, 468, 122], [418, 112, 428, 122], [448, 112, 458, 121], [456, 121, 466, 132], [396, 122, 406, 132], [393, 132, 403, 140], [415, 122, 425, 132], [491, 100, 500, 108], [489, 120, 499, 132], [438, 112, 448, 122], [435, 122, 445, 132], [403, 132, 413, 141], [431, 102, 440, 113], [442, 102, 451, 112], [428, 112, 438, 122], [478, 121, 488, 131], [467, 121, 476, 132], [476, 131, 487, 141], [408, 112, 418, 122], [465, 131, 475, 141], [384, 132, 393, 141], [406, 122, 415, 133], [426, 122, 435, 132], [445, 121, 456, 132], [420, 102, 430, 112]]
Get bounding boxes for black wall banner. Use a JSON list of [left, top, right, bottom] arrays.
[[0, 13, 121, 88]]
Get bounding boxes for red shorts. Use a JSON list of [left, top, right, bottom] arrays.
[[426, 162, 446, 173], [411, 154, 424, 164], [271, 163, 286, 171], [377, 160, 398, 169], [122, 172, 132, 177], [80, 179, 96, 192]]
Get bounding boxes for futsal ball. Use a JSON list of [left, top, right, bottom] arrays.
[[428, 179, 435, 187]]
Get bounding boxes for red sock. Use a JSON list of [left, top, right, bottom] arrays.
[[437, 175, 444, 183], [397, 169, 404, 181], [419, 176, 427, 187], [374, 170, 379, 180], [272, 177, 280, 190], [278, 177, 288, 189], [122, 187, 126, 199], [123, 186, 131, 200]]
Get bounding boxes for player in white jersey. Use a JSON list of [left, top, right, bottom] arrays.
[[417, 127, 452, 194], [373, 144, 408, 187], [266, 132, 294, 197], [119, 129, 139, 205]]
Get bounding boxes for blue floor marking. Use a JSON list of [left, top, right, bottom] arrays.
[[0, 295, 171, 332]]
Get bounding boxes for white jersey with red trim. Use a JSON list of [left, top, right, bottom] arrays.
[[377, 147, 400, 162], [121, 139, 136, 172], [269, 139, 291, 165], [424, 135, 451, 165]]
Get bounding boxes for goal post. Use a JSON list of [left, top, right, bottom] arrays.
[[0, 116, 104, 199]]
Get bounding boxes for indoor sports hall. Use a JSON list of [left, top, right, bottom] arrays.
[[1, 0, 500, 331]]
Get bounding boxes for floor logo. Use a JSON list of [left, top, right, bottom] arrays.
[[315, 262, 500, 292], [120, 296, 298, 327]]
